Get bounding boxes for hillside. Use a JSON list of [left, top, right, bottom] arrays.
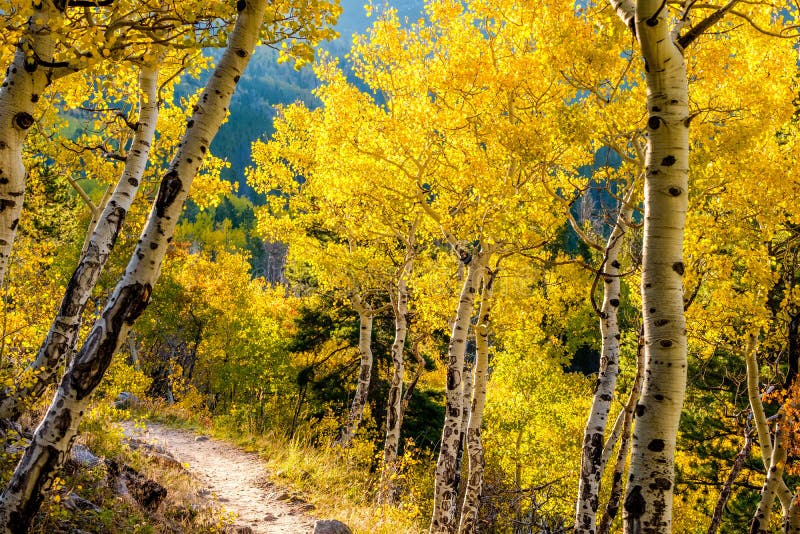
[[1, 1, 798, 534], [179, 0, 426, 198]]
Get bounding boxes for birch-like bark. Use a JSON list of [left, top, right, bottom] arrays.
[[0, 3, 265, 530], [430, 255, 483, 533], [600, 408, 626, 470], [745, 331, 793, 512], [399, 339, 425, 423], [598, 331, 644, 534], [0, 58, 160, 422], [747, 334, 774, 469], [751, 419, 786, 534], [452, 355, 474, 521], [337, 295, 375, 448], [458, 265, 495, 534], [610, 0, 637, 33], [0, 1, 61, 286], [785, 494, 800, 534], [575, 186, 635, 533], [378, 251, 413, 504], [621, 1, 690, 531], [80, 185, 113, 256]]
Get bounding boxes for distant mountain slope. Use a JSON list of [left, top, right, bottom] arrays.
[[177, 0, 425, 199]]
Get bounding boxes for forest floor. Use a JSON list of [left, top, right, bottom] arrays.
[[121, 421, 317, 533]]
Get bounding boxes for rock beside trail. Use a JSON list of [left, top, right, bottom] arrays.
[[126, 435, 186, 472], [312, 519, 353, 534], [113, 391, 141, 410], [65, 442, 168, 515], [106, 458, 167, 512], [225, 526, 254, 534], [70, 444, 102, 468], [60, 492, 101, 513]]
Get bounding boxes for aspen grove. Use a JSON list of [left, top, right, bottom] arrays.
[[0, 0, 798, 533]]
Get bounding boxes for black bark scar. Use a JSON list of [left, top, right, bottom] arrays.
[[155, 171, 182, 218]]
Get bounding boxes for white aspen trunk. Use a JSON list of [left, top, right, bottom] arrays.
[[610, 0, 637, 33], [452, 353, 473, 523], [0, 58, 160, 422], [378, 258, 412, 504], [751, 419, 786, 534], [0, 3, 265, 530], [598, 331, 644, 534], [746, 333, 774, 469], [601, 408, 626, 467], [745, 331, 793, 513], [80, 185, 113, 256], [0, 1, 61, 286], [622, 2, 690, 531], [575, 188, 635, 533], [458, 264, 496, 534], [398, 338, 425, 426], [745, 330, 800, 533], [430, 255, 483, 534], [785, 496, 800, 534], [337, 297, 375, 448]]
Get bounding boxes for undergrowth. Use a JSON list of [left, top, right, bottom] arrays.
[[134, 399, 431, 534], [2, 355, 431, 533], [1, 396, 232, 533]]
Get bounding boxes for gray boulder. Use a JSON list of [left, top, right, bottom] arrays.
[[70, 444, 102, 468], [61, 492, 101, 513], [106, 459, 167, 512], [113, 391, 141, 410], [312, 519, 353, 534]]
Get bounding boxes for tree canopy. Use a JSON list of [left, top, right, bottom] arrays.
[[0, 0, 798, 533]]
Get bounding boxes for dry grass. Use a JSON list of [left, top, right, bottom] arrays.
[[132, 402, 428, 534]]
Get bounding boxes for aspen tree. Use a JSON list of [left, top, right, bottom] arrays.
[[0, 3, 267, 526], [606, 1, 724, 529], [0, 1, 226, 288], [617, 7, 689, 530], [0, 0, 339, 527], [743, 329, 800, 532], [458, 260, 496, 534], [598, 330, 644, 534], [574, 176, 639, 533], [430, 248, 485, 532], [602, 2, 800, 529], [0, 55, 161, 422], [378, 223, 417, 504], [336, 291, 383, 447], [0, 1, 62, 286]]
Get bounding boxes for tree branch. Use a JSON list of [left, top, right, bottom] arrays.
[[678, 0, 740, 48], [609, 0, 637, 35]]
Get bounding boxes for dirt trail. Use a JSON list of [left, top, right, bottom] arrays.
[[121, 422, 315, 533]]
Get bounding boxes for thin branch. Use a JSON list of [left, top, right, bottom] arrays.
[[678, 0, 741, 48], [728, 9, 800, 37], [65, 175, 98, 217], [707, 425, 752, 534]]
